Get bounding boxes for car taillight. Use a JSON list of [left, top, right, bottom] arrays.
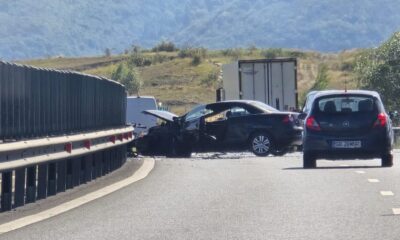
[[373, 113, 387, 127], [282, 115, 293, 124], [306, 116, 321, 131]]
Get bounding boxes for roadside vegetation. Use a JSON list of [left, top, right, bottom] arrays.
[[355, 32, 400, 111], [19, 46, 359, 114], [24, 32, 400, 114]]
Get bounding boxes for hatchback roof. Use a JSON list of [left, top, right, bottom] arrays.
[[313, 90, 381, 99]]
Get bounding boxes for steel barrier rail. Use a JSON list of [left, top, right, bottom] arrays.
[[394, 127, 400, 144], [0, 126, 133, 153], [0, 61, 131, 212], [0, 127, 134, 212], [0, 126, 133, 170]]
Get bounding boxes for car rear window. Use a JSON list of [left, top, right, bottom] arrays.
[[315, 95, 376, 114]]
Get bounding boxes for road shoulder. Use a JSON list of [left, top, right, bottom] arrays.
[[0, 157, 154, 233]]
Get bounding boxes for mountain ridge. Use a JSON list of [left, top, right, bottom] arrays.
[[1, 0, 400, 60]]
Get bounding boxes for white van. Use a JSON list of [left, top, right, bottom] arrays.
[[126, 96, 158, 135]]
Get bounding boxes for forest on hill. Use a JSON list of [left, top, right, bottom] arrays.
[[2, 0, 400, 60]]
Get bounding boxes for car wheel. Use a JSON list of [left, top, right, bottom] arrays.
[[174, 148, 192, 158], [303, 152, 316, 168], [271, 148, 288, 156], [381, 153, 393, 167], [250, 132, 273, 157], [168, 137, 192, 158]]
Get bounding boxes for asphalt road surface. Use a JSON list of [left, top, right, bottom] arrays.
[[3, 152, 400, 240]]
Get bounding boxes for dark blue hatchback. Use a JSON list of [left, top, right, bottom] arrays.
[[302, 90, 394, 168]]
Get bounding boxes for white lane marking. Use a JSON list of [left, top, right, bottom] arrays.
[[392, 208, 400, 215], [355, 170, 366, 174], [368, 179, 380, 183], [0, 158, 155, 235], [339, 164, 349, 167], [380, 191, 394, 196]]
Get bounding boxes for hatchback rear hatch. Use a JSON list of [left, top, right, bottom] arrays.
[[309, 94, 383, 137]]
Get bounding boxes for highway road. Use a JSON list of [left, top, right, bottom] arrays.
[[2, 152, 400, 240]]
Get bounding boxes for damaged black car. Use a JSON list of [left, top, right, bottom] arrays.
[[134, 100, 303, 157]]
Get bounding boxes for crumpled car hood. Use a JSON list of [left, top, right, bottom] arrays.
[[142, 110, 178, 122]]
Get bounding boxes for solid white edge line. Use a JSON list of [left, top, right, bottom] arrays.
[[0, 158, 155, 235], [380, 191, 394, 196], [392, 208, 400, 215], [368, 179, 380, 183]]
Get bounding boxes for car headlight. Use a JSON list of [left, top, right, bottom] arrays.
[[138, 131, 148, 138]]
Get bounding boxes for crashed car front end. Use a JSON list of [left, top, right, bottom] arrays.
[[133, 109, 185, 156]]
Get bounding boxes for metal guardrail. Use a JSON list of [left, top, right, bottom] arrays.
[[0, 61, 132, 212], [393, 127, 400, 144], [0, 61, 127, 141], [0, 127, 133, 211]]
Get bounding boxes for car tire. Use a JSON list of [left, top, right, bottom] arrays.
[[249, 132, 273, 157], [381, 153, 393, 167], [303, 152, 316, 169], [168, 137, 192, 158], [271, 148, 288, 156]]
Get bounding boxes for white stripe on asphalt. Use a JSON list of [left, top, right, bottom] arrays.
[[368, 179, 380, 183], [392, 208, 400, 215], [0, 158, 155, 235], [339, 164, 349, 167], [355, 170, 366, 174], [380, 191, 394, 196]]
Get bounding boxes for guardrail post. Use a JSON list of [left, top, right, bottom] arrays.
[[14, 168, 26, 208], [48, 162, 56, 196], [121, 145, 127, 166], [80, 157, 86, 184], [1, 171, 12, 211], [94, 152, 102, 179], [57, 159, 67, 192], [103, 151, 110, 175], [72, 157, 80, 187], [85, 155, 93, 183], [120, 148, 124, 168], [101, 152, 106, 176], [37, 164, 48, 200], [110, 149, 115, 171], [66, 159, 73, 189], [90, 154, 96, 180], [26, 166, 36, 203]]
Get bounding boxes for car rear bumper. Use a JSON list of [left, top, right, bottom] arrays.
[[303, 131, 392, 159], [276, 128, 303, 148]]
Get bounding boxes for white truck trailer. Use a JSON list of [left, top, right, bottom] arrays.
[[220, 58, 298, 111]]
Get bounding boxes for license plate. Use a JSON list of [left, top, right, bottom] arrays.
[[332, 140, 362, 149]]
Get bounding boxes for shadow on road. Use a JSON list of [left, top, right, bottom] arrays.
[[283, 166, 383, 170]]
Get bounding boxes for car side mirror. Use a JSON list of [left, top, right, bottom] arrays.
[[298, 112, 307, 120]]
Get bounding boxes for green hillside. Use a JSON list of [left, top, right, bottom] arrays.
[[21, 48, 359, 115]]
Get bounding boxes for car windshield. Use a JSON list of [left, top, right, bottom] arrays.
[[184, 105, 214, 121], [249, 101, 280, 113], [303, 92, 318, 113], [315, 95, 377, 114]]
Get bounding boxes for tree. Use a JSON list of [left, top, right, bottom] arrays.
[[111, 63, 142, 95], [355, 31, 400, 110], [152, 40, 177, 52], [310, 64, 329, 90]]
